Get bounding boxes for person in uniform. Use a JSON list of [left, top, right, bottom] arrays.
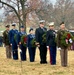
[[57, 22, 68, 67], [27, 28, 36, 62], [46, 22, 57, 65], [8, 23, 18, 60], [17, 26, 27, 61], [3, 25, 12, 59], [35, 20, 47, 64]]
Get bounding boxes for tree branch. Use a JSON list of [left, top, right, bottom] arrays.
[[0, 0, 23, 23]]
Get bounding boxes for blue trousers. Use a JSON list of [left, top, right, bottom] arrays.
[[12, 42, 18, 60], [20, 45, 27, 61], [49, 46, 56, 65], [28, 47, 36, 62], [12, 49, 18, 60]]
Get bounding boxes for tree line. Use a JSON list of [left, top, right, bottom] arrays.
[[0, 0, 74, 31]]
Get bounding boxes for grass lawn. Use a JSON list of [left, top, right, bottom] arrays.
[[0, 47, 74, 75]]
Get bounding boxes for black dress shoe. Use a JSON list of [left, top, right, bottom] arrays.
[[40, 61, 47, 64], [40, 61, 43, 64], [44, 61, 47, 64]]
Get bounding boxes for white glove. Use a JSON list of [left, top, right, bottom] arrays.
[[19, 49, 22, 53], [69, 38, 73, 43], [57, 47, 61, 50], [47, 46, 49, 49]]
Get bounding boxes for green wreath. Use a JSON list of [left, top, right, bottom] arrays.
[[21, 35, 27, 47], [31, 38, 36, 47], [60, 32, 74, 47]]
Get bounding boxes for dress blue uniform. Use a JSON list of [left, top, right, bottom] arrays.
[[46, 29, 57, 65], [46, 22, 57, 65], [27, 29, 36, 62], [9, 26, 18, 60], [17, 28, 27, 61]]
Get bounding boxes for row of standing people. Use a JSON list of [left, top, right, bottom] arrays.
[[3, 21, 69, 67], [3, 23, 36, 62], [35, 20, 69, 67]]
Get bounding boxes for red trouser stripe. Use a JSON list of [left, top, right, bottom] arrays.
[[49, 48, 52, 64]]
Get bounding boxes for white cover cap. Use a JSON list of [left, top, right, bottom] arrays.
[[49, 22, 54, 26]]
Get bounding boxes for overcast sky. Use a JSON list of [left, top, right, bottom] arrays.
[[50, 0, 56, 4], [0, 0, 56, 17]]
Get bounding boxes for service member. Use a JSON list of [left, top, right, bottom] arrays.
[[35, 20, 47, 64], [57, 22, 68, 67], [27, 28, 36, 62], [17, 26, 27, 61], [3, 25, 12, 59], [46, 22, 57, 65], [9, 23, 18, 60]]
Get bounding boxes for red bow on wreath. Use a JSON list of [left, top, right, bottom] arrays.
[[24, 37, 27, 43], [67, 33, 71, 39]]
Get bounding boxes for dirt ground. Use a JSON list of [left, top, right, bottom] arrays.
[[0, 47, 74, 75]]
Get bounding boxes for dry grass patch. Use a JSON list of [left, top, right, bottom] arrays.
[[0, 47, 74, 75]]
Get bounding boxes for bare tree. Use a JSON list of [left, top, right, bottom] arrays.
[[53, 0, 74, 29], [1, 0, 74, 30], [0, 0, 42, 31], [35, 0, 54, 23]]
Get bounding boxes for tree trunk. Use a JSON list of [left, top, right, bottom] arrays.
[[22, 14, 26, 32], [24, 14, 26, 32], [21, 0, 27, 32]]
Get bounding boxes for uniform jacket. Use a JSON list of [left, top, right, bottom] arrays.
[[8, 29, 18, 50], [46, 29, 56, 46], [27, 34, 35, 47], [17, 31, 27, 45], [35, 27, 47, 45], [3, 30, 10, 45], [57, 29, 68, 48]]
